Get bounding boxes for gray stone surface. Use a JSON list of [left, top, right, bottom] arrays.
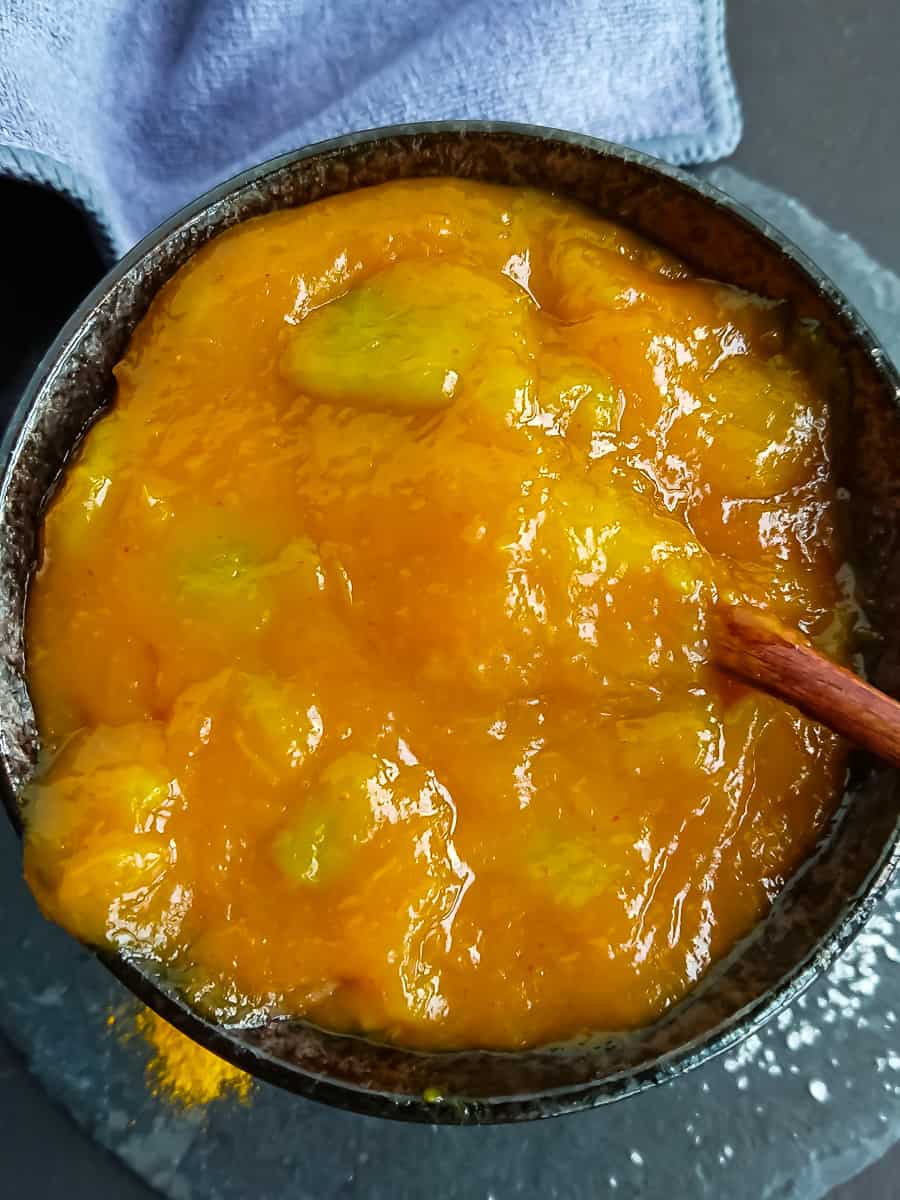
[[0, 167, 898, 1199]]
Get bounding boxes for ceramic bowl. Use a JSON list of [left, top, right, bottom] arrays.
[[2, 122, 900, 1124]]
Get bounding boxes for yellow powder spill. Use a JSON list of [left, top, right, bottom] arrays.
[[134, 1008, 253, 1108]]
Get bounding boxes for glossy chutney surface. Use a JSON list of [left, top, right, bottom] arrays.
[[22, 179, 855, 1050]]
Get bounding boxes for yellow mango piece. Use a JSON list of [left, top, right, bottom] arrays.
[[614, 700, 724, 776], [537, 351, 621, 449], [523, 476, 715, 696], [527, 698, 725, 910], [417, 471, 715, 700], [547, 221, 685, 322], [97, 765, 174, 831], [47, 722, 167, 776], [272, 752, 383, 886], [176, 538, 266, 623], [166, 669, 325, 789], [281, 261, 531, 413], [21, 777, 87, 851], [53, 836, 172, 946], [167, 524, 322, 639], [272, 747, 457, 887], [551, 236, 647, 319], [23, 725, 176, 852], [671, 355, 826, 499], [233, 672, 324, 781], [42, 414, 128, 561], [165, 670, 232, 761], [528, 829, 632, 908]]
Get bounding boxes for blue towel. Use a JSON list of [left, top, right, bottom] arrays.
[[0, 0, 741, 256]]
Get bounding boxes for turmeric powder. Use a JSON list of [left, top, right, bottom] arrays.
[[134, 1008, 252, 1108]]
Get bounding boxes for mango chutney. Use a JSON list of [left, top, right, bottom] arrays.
[[22, 179, 856, 1050]]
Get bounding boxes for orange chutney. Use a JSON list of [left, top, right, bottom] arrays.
[[23, 179, 856, 1050]]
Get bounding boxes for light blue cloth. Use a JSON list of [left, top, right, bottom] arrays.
[[0, 0, 741, 256]]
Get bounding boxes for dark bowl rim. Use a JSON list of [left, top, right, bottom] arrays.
[[2, 119, 900, 1125]]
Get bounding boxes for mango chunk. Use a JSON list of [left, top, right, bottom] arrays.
[[42, 414, 128, 561], [281, 261, 531, 413], [551, 237, 648, 320], [166, 669, 324, 789], [537, 351, 621, 449], [54, 836, 172, 946], [513, 475, 715, 697], [272, 748, 456, 887], [85, 765, 174, 832], [528, 829, 632, 908], [415, 471, 716, 700], [670, 354, 826, 499], [174, 534, 316, 621], [23, 724, 176, 852], [234, 673, 324, 780], [546, 222, 686, 322], [133, 518, 328, 686], [615, 704, 723, 776], [526, 697, 725, 910], [273, 753, 387, 886]]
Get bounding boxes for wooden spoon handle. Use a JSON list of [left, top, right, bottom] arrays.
[[715, 605, 900, 767]]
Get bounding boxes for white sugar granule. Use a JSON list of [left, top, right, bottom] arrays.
[[716, 884, 899, 1102]]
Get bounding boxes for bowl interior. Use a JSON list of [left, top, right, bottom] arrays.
[[2, 124, 900, 1123]]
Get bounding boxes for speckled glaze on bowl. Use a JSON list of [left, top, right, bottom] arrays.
[[2, 123, 900, 1125]]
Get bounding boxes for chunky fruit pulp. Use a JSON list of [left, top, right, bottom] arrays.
[[23, 179, 854, 1049]]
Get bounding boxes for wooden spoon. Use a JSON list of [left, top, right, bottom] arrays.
[[715, 605, 900, 767]]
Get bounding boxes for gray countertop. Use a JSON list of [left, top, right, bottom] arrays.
[[0, 2, 898, 1195]]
